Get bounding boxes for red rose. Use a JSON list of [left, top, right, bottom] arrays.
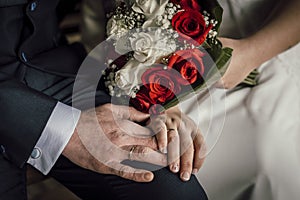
[[170, 0, 201, 11], [172, 10, 212, 45], [141, 66, 181, 104], [168, 49, 205, 85], [130, 87, 153, 113]]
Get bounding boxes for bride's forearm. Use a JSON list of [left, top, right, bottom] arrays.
[[216, 0, 299, 89], [245, 0, 300, 68]]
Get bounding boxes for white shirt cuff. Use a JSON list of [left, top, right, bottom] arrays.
[[27, 102, 81, 175]]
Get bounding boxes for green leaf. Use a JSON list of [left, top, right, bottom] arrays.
[[238, 69, 259, 87]]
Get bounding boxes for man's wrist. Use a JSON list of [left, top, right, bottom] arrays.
[[27, 102, 81, 175]]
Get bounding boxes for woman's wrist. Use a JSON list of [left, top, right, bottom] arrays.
[[235, 38, 261, 71]]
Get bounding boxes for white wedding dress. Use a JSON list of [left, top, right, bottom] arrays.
[[180, 0, 300, 200]]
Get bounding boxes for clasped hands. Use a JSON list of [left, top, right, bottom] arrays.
[[63, 104, 206, 183]]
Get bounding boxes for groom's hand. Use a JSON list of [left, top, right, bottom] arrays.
[[63, 104, 167, 182]]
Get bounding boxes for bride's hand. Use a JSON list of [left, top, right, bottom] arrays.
[[215, 37, 257, 89], [217, 0, 300, 90], [147, 106, 206, 181]]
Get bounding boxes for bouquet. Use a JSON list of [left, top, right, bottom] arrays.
[[101, 0, 232, 114]]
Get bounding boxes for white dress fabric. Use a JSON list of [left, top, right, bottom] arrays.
[[181, 0, 300, 199]]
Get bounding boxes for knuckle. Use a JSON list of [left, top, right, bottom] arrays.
[[118, 169, 126, 178], [108, 166, 116, 174], [157, 138, 167, 147], [82, 159, 94, 171], [178, 125, 192, 136], [136, 146, 150, 155], [129, 107, 136, 118], [115, 126, 128, 136], [157, 120, 166, 129], [194, 144, 201, 152], [143, 137, 156, 150], [118, 165, 129, 178], [181, 138, 193, 149], [153, 121, 166, 135], [168, 133, 178, 143], [109, 130, 124, 142], [101, 103, 111, 111], [132, 169, 142, 181]]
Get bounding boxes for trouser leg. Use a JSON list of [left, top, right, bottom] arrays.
[[50, 156, 208, 200], [0, 155, 27, 200]]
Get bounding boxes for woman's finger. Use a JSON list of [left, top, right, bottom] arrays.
[[147, 116, 168, 153], [192, 129, 206, 174], [167, 129, 180, 173], [179, 131, 194, 182], [155, 123, 168, 153]]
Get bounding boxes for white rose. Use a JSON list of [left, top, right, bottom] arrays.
[[113, 28, 177, 96], [115, 32, 155, 64], [115, 60, 148, 96], [115, 29, 176, 65], [106, 18, 128, 38], [132, 0, 168, 19], [133, 30, 176, 64], [129, 32, 156, 64]]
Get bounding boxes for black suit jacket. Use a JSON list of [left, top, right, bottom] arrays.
[[0, 0, 109, 169]]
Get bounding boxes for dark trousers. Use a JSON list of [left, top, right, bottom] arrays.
[[0, 155, 208, 200]]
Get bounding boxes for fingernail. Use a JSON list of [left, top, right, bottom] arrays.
[[192, 168, 199, 175], [144, 172, 153, 181], [160, 147, 167, 154], [172, 164, 179, 173], [181, 172, 190, 181]]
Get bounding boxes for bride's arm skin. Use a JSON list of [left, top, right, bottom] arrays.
[[216, 0, 300, 89]]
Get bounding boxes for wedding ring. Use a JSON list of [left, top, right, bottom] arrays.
[[128, 146, 135, 160]]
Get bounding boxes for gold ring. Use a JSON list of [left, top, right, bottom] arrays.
[[128, 146, 135, 160]]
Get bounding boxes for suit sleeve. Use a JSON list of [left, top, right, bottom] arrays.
[[0, 72, 57, 168], [27, 102, 81, 174]]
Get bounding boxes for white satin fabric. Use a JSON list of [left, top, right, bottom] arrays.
[[181, 0, 300, 199]]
